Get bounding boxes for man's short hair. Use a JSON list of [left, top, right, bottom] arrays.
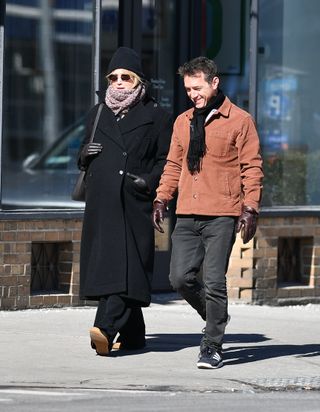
[[178, 56, 218, 83]]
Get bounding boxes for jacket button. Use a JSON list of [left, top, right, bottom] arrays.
[[193, 194, 197, 199], [123, 152, 127, 157], [119, 170, 124, 175]]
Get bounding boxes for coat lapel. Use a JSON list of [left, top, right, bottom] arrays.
[[118, 101, 153, 135], [97, 105, 126, 150], [117, 102, 154, 153]]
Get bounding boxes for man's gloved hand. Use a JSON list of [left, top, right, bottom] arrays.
[[152, 199, 168, 233], [80, 142, 103, 167], [126, 173, 150, 193], [236, 205, 259, 244]]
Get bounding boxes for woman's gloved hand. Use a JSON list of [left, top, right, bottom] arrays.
[[126, 172, 150, 193], [80, 142, 103, 167]]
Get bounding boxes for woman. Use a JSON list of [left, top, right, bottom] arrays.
[[78, 47, 172, 355]]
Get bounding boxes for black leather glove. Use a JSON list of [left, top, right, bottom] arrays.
[[80, 142, 102, 167], [236, 205, 259, 244], [126, 172, 150, 193], [152, 199, 168, 233]]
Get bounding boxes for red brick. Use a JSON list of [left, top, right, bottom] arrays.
[[30, 232, 45, 241], [227, 287, 240, 300], [17, 232, 31, 241], [57, 295, 72, 305], [3, 232, 17, 241], [44, 232, 59, 241], [1, 297, 16, 309], [4, 222, 18, 231], [42, 295, 59, 305], [29, 296, 44, 307], [239, 288, 253, 300]]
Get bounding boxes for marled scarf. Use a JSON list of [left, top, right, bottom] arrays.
[[105, 83, 146, 116]]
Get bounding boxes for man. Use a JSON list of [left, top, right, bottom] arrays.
[[152, 57, 263, 369]]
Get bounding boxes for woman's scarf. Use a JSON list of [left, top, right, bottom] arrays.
[[187, 89, 225, 174], [105, 83, 146, 116]]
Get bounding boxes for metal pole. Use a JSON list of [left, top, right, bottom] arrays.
[[39, 0, 60, 148], [0, 0, 5, 201], [92, 0, 101, 105], [249, 0, 259, 120]]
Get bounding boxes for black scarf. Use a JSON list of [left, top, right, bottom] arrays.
[[187, 89, 225, 174]]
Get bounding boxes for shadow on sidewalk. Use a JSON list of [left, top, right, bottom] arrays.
[[223, 342, 320, 365], [109, 332, 271, 357]]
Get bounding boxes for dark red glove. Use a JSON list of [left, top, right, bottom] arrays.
[[236, 205, 258, 244], [152, 199, 168, 233]]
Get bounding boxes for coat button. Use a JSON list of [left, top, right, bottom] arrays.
[[119, 170, 124, 175], [123, 152, 127, 157], [193, 194, 197, 199]]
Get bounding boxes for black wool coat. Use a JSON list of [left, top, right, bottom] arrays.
[[79, 96, 172, 306]]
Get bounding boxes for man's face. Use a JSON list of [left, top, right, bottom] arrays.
[[184, 72, 219, 108]]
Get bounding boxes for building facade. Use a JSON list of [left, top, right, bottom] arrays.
[[0, 0, 320, 309]]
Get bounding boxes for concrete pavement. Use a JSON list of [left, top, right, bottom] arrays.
[[1, 293, 320, 393]]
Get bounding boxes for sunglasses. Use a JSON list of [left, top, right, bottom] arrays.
[[107, 73, 133, 82]]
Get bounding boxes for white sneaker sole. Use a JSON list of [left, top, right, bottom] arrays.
[[197, 361, 223, 369]]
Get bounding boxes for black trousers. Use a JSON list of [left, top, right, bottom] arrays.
[[169, 216, 236, 350], [94, 295, 145, 344]]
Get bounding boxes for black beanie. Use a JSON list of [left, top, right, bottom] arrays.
[[107, 47, 145, 79]]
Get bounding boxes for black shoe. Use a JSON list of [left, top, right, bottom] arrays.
[[197, 346, 223, 369]]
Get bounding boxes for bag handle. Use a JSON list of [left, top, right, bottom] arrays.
[[88, 103, 104, 143]]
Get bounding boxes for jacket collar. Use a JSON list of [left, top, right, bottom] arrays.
[[185, 96, 232, 121]]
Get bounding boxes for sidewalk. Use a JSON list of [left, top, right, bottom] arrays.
[[1, 294, 320, 393]]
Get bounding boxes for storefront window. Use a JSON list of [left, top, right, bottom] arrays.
[[202, 0, 250, 111], [100, 0, 119, 85], [141, 0, 175, 113], [258, 0, 320, 207], [1, 0, 93, 209]]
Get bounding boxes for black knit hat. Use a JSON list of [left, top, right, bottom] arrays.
[[107, 47, 145, 79]]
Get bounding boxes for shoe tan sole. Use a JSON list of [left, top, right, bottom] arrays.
[[89, 327, 110, 356], [112, 342, 121, 350], [111, 341, 146, 351]]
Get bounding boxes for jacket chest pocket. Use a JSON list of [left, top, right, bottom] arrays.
[[206, 131, 231, 157]]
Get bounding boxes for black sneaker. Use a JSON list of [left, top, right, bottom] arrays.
[[197, 346, 223, 369]]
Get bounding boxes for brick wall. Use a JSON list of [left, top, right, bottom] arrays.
[[0, 215, 83, 310], [227, 215, 320, 305], [1, 212, 320, 310]]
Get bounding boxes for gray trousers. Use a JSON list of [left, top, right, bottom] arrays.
[[169, 216, 236, 350]]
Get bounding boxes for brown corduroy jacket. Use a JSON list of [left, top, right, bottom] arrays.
[[156, 97, 263, 216]]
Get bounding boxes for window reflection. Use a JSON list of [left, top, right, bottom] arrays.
[[141, 0, 175, 113], [100, 0, 119, 88], [2, 0, 93, 209], [258, 0, 320, 206]]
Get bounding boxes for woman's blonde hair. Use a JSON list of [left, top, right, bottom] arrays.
[[106, 69, 142, 88]]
